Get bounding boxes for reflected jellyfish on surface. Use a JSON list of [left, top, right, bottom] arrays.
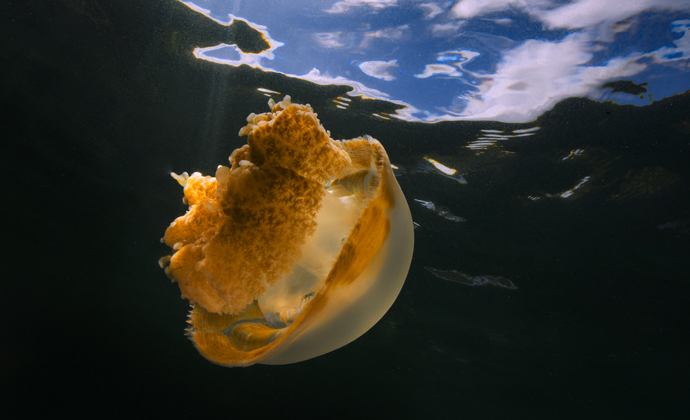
[[159, 96, 414, 366]]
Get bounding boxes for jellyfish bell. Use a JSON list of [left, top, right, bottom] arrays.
[[159, 96, 414, 366]]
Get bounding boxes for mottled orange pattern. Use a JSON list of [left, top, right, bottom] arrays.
[[161, 98, 355, 315]]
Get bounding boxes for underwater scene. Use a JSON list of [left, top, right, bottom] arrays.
[[3, 0, 689, 418]]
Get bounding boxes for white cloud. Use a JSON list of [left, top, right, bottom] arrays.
[[359, 60, 400, 81], [326, 0, 398, 13], [651, 19, 690, 62], [455, 33, 647, 121], [450, 0, 690, 30], [313, 32, 346, 48], [451, 0, 537, 19], [430, 21, 465, 36], [415, 64, 463, 78], [536, 0, 690, 30], [419, 2, 445, 20]]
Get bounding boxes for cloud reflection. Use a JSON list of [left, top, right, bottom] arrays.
[[181, 0, 690, 123], [359, 59, 399, 81]]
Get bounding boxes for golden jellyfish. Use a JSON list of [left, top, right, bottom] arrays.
[[158, 96, 414, 366]]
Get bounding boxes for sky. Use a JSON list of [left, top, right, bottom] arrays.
[[179, 0, 690, 123]]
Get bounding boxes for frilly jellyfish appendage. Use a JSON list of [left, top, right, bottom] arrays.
[[159, 96, 414, 366]]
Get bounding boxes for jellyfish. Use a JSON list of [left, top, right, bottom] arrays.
[[159, 96, 414, 366]]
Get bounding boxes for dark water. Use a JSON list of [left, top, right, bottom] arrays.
[[3, 1, 689, 418]]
